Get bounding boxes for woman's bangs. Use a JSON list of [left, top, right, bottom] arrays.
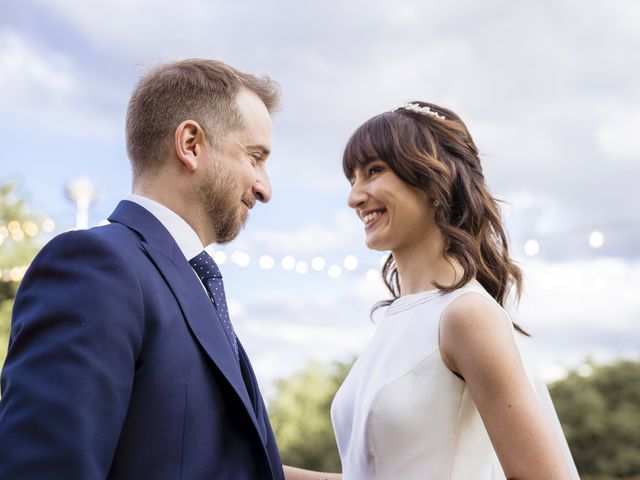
[[342, 114, 391, 180]]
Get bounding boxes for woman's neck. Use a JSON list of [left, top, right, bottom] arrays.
[[393, 232, 464, 296]]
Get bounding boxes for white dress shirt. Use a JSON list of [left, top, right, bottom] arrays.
[[127, 194, 204, 261]]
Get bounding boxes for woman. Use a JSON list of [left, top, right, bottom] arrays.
[[329, 102, 580, 479]]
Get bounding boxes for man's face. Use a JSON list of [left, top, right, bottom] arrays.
[[199, 89, 273, 244]]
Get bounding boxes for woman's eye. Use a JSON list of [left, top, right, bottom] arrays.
[[368, 166, 383, 175]]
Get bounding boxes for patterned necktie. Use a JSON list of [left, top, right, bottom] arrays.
[[189, 251, 239, 360]]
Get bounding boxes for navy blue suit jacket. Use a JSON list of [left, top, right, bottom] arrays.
[[0, 200, 285, 479]]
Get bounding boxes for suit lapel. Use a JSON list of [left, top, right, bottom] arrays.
[[108, 201, 265, 438], [238, 341, 268, 439]]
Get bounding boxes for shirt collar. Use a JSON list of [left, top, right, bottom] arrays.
[[127, 194, 204, 261]]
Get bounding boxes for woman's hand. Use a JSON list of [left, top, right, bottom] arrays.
[[283, 465, 342, 480]]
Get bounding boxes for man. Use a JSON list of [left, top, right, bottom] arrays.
[[0, 59, 284, 479]]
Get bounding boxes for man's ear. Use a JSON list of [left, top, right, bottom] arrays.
[[174, 120, 208, 172]]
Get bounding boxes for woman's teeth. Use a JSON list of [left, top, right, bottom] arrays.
[[363, 211, 383, 225]]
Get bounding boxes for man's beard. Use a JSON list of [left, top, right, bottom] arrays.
[[198, 161, 250, 244]]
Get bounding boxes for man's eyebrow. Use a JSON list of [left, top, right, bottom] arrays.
[[247, 144, 271, 156]]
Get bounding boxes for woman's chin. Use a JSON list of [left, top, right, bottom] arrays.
[[365, 236, 388, 251]]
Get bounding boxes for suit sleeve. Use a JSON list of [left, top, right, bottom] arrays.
[[0, 229, 145, 479]]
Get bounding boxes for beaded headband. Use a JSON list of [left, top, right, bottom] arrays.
[[391, 103, 446, 120]]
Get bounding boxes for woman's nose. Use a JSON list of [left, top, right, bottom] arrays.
[[347, 181, 367, 210]]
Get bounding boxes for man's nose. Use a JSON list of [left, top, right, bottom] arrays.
[[253, 170, 272, 203]]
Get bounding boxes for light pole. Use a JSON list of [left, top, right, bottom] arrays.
[[66, 177, 97, 230]]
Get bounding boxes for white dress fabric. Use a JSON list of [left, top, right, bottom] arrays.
[[331, 284, 579, 480]]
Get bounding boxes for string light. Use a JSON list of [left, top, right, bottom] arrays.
[[589, 230, 604, 248], [0, 218, 55, 243], [344, 255, 358, 271], [366, 269, 379, 283], [231, 250, 250, 267], [524, 239, 540, 257], [23, 221, 38, 236], [213, 250, 227, 265], [311, 256, 326, 271], [0, 266, 28, 282], [9, 267, 23, 282], [282, 255, 296, 270], [42, 219, 55, 232], [1, 214, 638, 285], [328, 265, 342, 279], [259, 254, 275, 269]]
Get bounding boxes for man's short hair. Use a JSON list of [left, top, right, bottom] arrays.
[[125, 58, 280, 180]]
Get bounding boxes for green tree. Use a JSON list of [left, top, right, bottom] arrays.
[[269, 358, 353, 471], [549, 360, 640, 479], [0, 181, 46, 367]]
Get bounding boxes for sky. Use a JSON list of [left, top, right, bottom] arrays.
[[1, 0, 639, 395]]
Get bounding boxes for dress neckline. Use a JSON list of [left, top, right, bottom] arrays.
[[386, 283, 487, 315], [386, 288, 442, 315]]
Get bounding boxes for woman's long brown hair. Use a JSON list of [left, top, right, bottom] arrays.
[[343, 101, 527, 334]]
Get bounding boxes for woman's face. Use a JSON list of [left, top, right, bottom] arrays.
[[347, 157, 435, 253]]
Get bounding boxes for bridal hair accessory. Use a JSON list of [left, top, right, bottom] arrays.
[[391, 103, 446, 120]]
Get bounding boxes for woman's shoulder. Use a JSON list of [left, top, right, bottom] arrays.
[[441, 284, 511, 336], [438, 283, 516, 373]]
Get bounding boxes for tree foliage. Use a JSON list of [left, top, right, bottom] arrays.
[[268, 358, 353, 472], [550, 359, 640, 479], [0, 181, 45, 367]]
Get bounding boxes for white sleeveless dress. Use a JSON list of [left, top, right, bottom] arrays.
[[330, 284, 579, 480]]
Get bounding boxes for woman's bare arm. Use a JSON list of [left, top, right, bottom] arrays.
[[440, 293, 572, 480]]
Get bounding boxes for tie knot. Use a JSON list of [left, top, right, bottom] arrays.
[[189, 251, 222, 281]]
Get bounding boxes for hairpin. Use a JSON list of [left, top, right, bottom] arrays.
[[391, 103, 446, 120]]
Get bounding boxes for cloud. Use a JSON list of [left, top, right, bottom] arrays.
[[597, 111, 640, 160], [0, 30, 75, 97], [520, 257, 640, 329], [20, 0, 640, 225], [261, 0, 640, 255], [516, 257, 640, 377], [34, 0, 219, 58], [0, 29, 122, 138]]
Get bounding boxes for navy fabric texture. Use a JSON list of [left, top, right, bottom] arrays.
[[0, 200, 284, 480]]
